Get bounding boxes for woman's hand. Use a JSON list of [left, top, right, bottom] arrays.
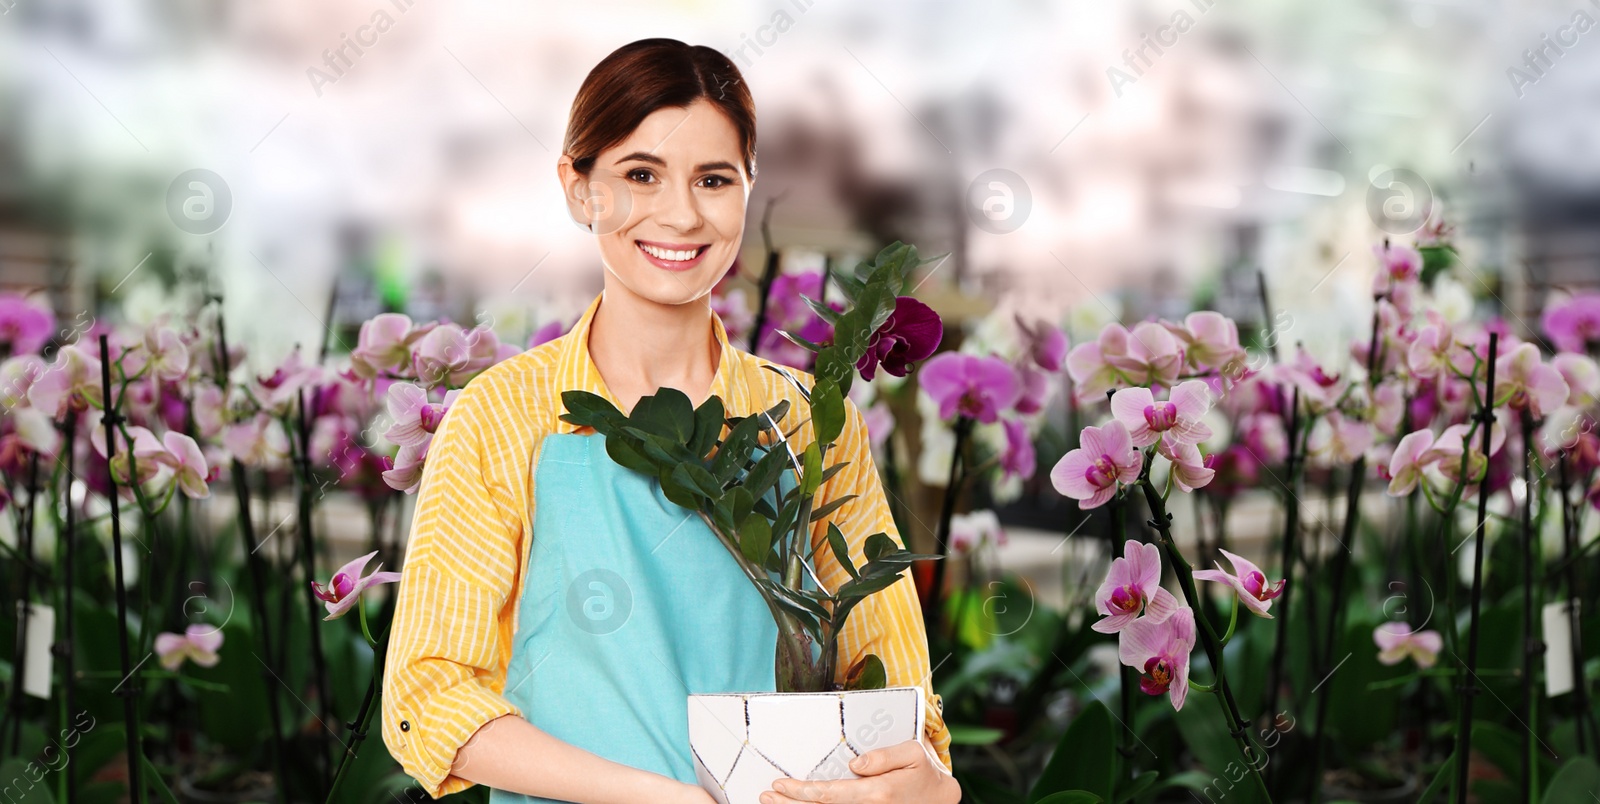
[[759, 740, 959, 804]]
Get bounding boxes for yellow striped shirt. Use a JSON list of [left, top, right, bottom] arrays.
[[381, 291, 952, 798]]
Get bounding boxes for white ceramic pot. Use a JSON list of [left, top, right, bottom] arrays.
[[686, 686, 926, 804]]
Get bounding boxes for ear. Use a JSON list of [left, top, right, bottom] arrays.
[[556, 155, 593, 230]]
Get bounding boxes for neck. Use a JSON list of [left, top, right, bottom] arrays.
[[587, 288, 720, 411]]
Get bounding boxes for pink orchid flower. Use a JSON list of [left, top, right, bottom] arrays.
[[1066, 323, 1133, 399], [861, 401, 895, 453], [1091, 540, 1180, 633], [1372, 381, 1406, 436], [1385, 430, 1437, 496], [383, 383, 461, 448], [1119, 606, 1196, 710], [1372, 242, 1422, 294], [527, 318, 568, 349], [1494, 343, 1569, 417], [1372, 623, 1442, 668], [311, 551, 403, 620], [222, 415, 290, 469], [1050, 420, 1142, 509], [151, 431, 213, 499], [253, 346, 325, 416], [1110, 380, 1214, 447], [1015, 314, 1069, 373], [1158, 436, 1215, 493], [0, 295, 55, 356], [1422, 417, 1507, 485], [155, 624, 223, 671], [949, 510, 1007, 555], [858, 296, 943, 381], [1542, 293, 1600, 354], [1240, 412, 1288, 465], [919, 352, 1022, 424], [0, 355, 44, 410], [26, 345, 102, 420], [1167, 312, 1245, 373], [1192, 549, 1285, 618], [1107, 322, 1185, 389], [1013, 363, 1051, 415], [1000, 417, 1036, 481], [1406, 320, 1454, 379], [1276, 348, 1346, 413], [351, 313, 435, 380], [192, 385, 226, 440], [142, 327, 190, 383], [1307, 413, 1375, 465], [1553, 353, 1600, 408], [383, 439, 431, 494]]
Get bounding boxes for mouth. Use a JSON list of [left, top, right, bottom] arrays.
[[636, 240, 711, 272]]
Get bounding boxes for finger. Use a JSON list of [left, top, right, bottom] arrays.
[[850, 739, 925, 777], [771, 775, 886, 803], [758, 790, 807, 804]]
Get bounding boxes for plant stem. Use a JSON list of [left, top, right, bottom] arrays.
[[325, 625, 386, 804], [1111, 499, 1137, 776], [60, 410, 79, 804], [926, 416, 973, 640], [1453, 332, 1499, 804], [295, 389, 334, 788], [746, 195, 786, 355], [213, 301, 292, 804], [1557, 453, 1599, 757], [7, 451, 38, 754], [1265, 387, 1302, 737], [1518, 408, 1539, 803], [1137, 468, 1271, 803], [1308, 455, 1365, 804], [97, 334, 145, 804]]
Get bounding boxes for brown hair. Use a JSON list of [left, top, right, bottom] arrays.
[[563, 39, 757, 178]]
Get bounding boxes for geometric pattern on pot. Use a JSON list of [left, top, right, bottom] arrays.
[[688, 688, 924, 804]]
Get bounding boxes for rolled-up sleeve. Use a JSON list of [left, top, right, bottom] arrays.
[[382, 380, 525, 798], [810, 398, 954, 773]]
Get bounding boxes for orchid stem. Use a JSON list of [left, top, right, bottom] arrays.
[[1137, 461, 1271, 803], [1453, 333, 1499, 804], [1219, 594, 1239, 647]]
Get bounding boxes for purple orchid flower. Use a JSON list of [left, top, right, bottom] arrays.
[[310, 551, 402, 620], [857, 296, 942, 380]]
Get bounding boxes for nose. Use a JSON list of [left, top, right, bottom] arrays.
[[653, 177, 704, 233]]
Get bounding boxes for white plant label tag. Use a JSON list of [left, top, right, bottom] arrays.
[[19, 602, 55, 699], [1542, 599, 1577, 697]]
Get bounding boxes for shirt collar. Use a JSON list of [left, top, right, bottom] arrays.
[[552, 291, 756, 434]]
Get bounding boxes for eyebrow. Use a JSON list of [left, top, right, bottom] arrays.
[[614, 152, 740, 174]]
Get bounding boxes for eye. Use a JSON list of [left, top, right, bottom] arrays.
[[699, 174, 736, 189], [626, 168, 656, 184]]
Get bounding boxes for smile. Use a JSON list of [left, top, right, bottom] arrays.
[[636, 240, 710, 271]]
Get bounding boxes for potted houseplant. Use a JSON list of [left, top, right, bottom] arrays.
[[558, 242, 944, 804]]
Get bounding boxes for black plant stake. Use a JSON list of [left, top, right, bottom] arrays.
[[7, 450, 40, 753], [58, 409, 79, 804], [1517, 407, 1541, 802], [1265, 386, 1302, 741], [97, 333, 145, 804], [926, 415, 974, 640], [746, 194, 787, 356], [1453, 331, 1499, 804], [1556, 453, 1598, 757], [211, 299, 292, 804], [1109, 499, 1138, 780], [296, 387, 334, 785]]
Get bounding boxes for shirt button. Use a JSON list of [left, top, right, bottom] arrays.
[[400, 720, 410, 732]]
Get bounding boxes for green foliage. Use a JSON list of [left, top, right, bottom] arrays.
[[1030, 700, 1115, 803], [1542, 757, 1600, 804]]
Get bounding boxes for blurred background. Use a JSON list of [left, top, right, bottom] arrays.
[[4, 0, 1596, 596]]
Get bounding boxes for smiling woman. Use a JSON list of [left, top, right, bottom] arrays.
[[379, 38, 957, 804]]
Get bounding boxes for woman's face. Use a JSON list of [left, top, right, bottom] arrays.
[[563, 98, 750, 308]]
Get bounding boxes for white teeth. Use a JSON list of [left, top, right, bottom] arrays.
[[640, 243, 700, 262]]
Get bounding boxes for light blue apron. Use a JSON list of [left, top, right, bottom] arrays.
[[492, 432, 782, 803]]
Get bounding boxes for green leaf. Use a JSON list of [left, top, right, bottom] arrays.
[[836, 570, 902, 599], [1029, 700, 1115, 802], [738, 516, 771, 565], [671, 464, 722, 504], [864, 532, 896, 562], [843, 654, 887, 690], [827, 523, 859, 580], [144, 755, 180, 804], [1542, 757, 1600, 804], [802, 295, 844, 325], [0, 758, 54, 803], [947, 724, 1005, 746], [810, 377, 846, 445], [779, 329, 827, 354], [1035, 793, 1102, 804], [728, 487, 755, 525], [559, 390, 626, 431], [832, 273, 866, 304], [801, 442, 823, 495], [604, 435, 657, 476], [712, 415, 763, 484], [1417, 753, 1454, 804], [745, 447, 789, 504], [810, 494, 858, 523], [630, 387, 694, 445], [689, 395, 725, 459], [1113, 771, 1158, 804]]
